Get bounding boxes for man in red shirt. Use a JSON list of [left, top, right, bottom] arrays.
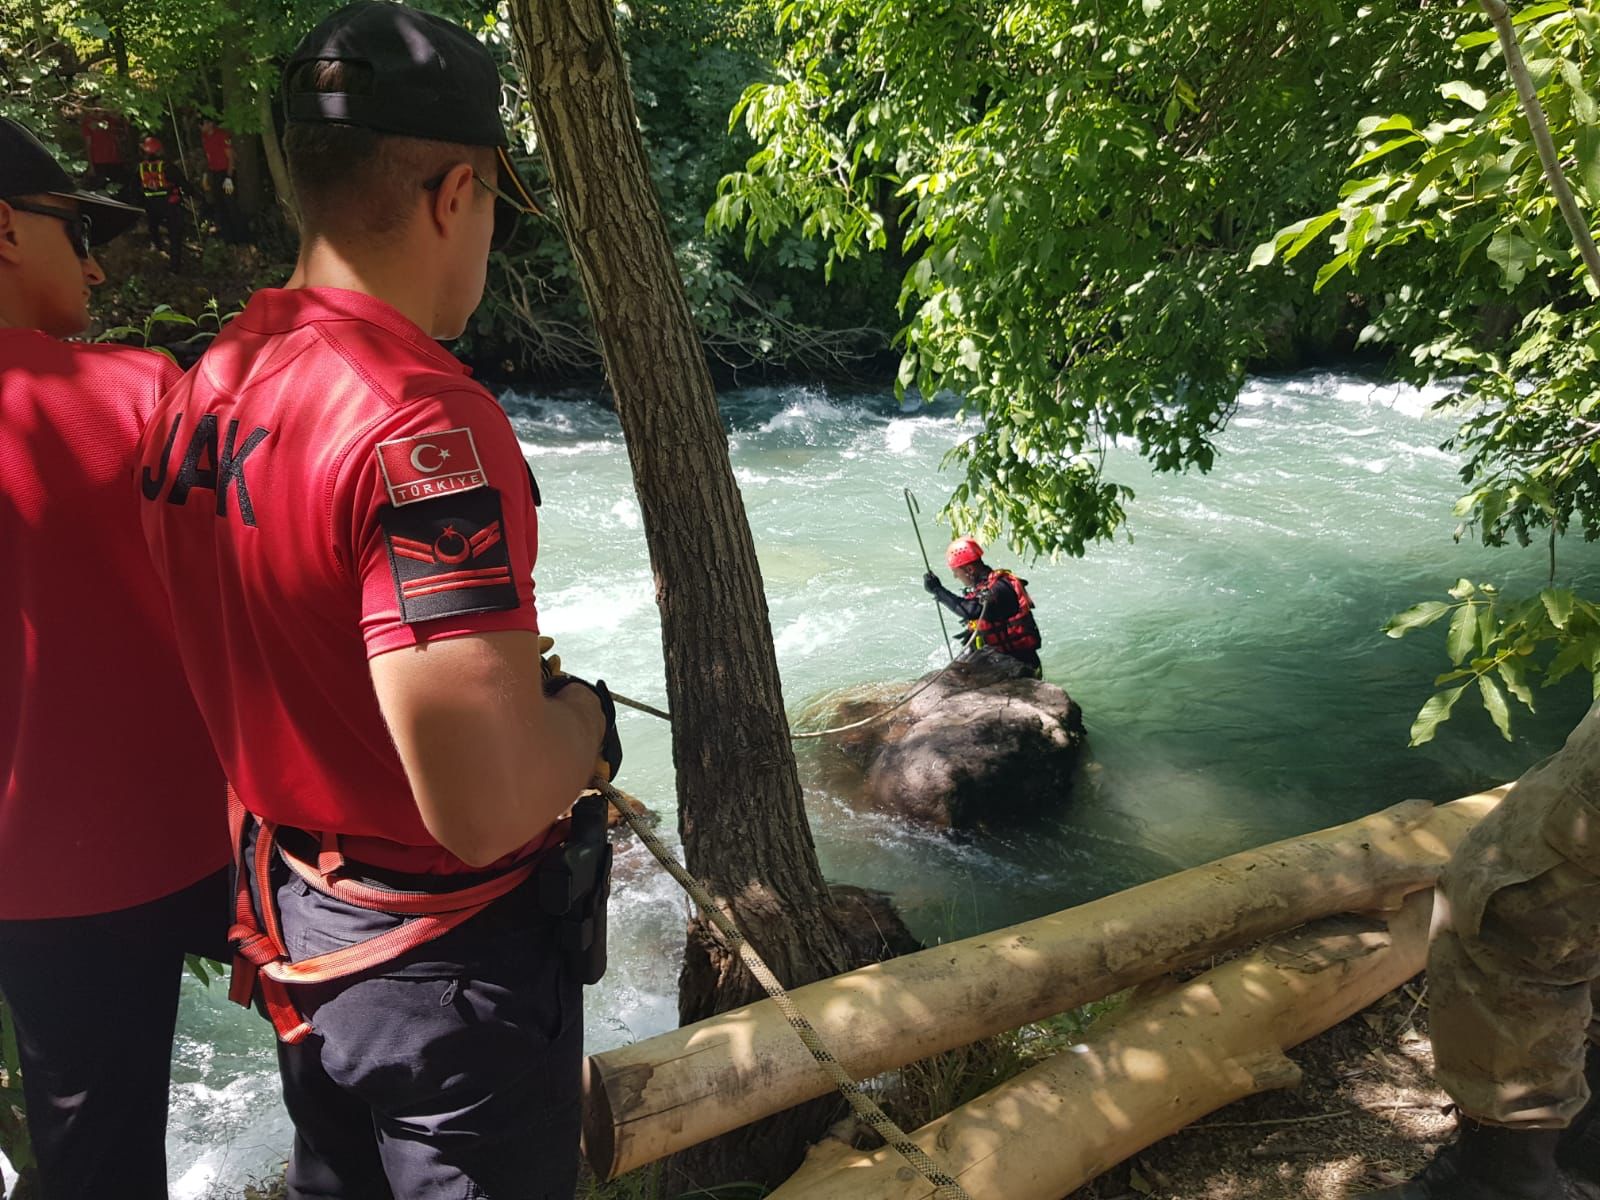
[[137, 6, 618, 1196], [0, 115, 230, 1198], [78, 107, 132, 195], [198, 116, 243, 244]]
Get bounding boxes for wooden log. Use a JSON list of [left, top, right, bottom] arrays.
[[766, 889, 1434, 1199], [585, 789, 1504, 1178]]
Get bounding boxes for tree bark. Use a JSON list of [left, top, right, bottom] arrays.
[[1480, 0, 1600, 292], [255, 86, 297, 233], [506, 0, 860, 1186], [768, 891, 1435, 1199], [220, 42, 264, 219]]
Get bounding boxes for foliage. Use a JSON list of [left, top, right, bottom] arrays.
[[1385, 578, 1600, 744], [0, 991, 35, 1198], [469, 0, 893, 379], [712, 0, 1469, 556], [1257, 1, 1600, 739]]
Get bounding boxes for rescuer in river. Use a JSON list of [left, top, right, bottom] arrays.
[[923, 537, 1043, 677]]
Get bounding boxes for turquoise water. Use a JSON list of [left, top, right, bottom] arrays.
[[30, 372, 1596, 1196]]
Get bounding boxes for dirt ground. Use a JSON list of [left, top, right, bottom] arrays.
[[1064, 975, 1598, 1200]]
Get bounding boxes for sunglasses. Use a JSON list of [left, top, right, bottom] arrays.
[[421, 168, 528, 251], [7, 200, 93, 259]]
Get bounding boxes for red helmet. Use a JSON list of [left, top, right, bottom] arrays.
[[141, 136, 163, 155], [946, 537, 984, 570]]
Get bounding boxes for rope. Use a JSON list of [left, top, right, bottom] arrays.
[[611, 598, 988, 741], [597, 781, 973, 1199], [610, 691, 672, 721]]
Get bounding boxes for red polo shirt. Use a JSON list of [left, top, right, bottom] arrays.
[[0, 331, 227, 919], [201, 127, 232, 173], [135, 288, 544, 874]]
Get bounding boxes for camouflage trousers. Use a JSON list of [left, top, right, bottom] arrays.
[[1430, 706, 1600, 1128]]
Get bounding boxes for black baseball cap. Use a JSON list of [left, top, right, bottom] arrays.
[[0, 116, 142, 244], [283, 2, 541, 230]]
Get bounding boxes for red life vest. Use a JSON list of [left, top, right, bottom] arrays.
[[966, 569, 1041, 655], [138, 158, 172, 198]]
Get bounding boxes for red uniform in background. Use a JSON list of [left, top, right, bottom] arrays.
[[79, 109, 131, 192], [0, 328, 229, 1198], [0, 330, 227, 918], [199, 120, 244, 243], [201, 125, 233, 172]]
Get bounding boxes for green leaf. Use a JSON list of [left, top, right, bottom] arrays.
[[1479, 675, 1513, 741], [1543, 587, 1576, 629], [1410, 683, 1469, 746], [1248, 238, 1279, 269], [1440, 80, 1489, 111], [1578, 125, 1600, 201], [1314, 250, 1355, 291], [1546, 633, 1599, 684], [1352, 134, 1422, 167], [1385, 600, 1452, 637], [1563, 59, 1599, 124], [1446, 604, 1478, 664], [1357, 114, 1417, 136], [1448, 578, 1476, 599], [1282, 211, 1341, 263], [1513, 1, 1572, 25], [1487, 228, 1534, 286], [1498, 659, 1536, 710]]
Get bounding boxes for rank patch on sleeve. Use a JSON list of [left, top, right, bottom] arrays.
[[378, 488, 521, 624], [375, 427, 487, 507]]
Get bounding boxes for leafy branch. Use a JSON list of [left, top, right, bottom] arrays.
[[1386, 578, 1600, 744]]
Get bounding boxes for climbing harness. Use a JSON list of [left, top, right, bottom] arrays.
[[599, 780, 973, 1200], [225, 786, 612, 1041]]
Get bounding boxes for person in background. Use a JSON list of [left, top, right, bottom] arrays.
[[78, 107, 132, 196], [199, 116, 243, 244], [137, 134, 187, 271], [923, 536, 1044, 676], [1358, 705, 1600, 1199], [136, 5, 618, 1196], [0, 114, 230, 1200]]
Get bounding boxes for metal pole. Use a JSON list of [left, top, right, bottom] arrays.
[[904, 487, 954, 660]]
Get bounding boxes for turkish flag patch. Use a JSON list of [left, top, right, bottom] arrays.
[[375, 427, 487, 508], [378, 488, 521, 624]]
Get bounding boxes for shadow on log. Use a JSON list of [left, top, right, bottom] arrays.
[[582, 787, 1506, 1180], [798, 649, 1085, 829], [768, 891, 1435, 1198]]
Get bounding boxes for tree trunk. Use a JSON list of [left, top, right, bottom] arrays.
[[28, 0, 46, 52], [219, 43, 263, 219], [506, 0, 859, 1185], [255, 86, 297, 233]]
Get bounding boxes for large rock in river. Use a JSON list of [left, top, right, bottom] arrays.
[[800, 648, 1085, 830]]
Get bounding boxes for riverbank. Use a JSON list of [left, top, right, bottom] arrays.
[[210, 969, 1598, 1200]]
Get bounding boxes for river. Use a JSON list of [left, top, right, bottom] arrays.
[[12, 370, 1592, 1197]]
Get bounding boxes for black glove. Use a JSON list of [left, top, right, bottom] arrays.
[[545, 673, 623, 783], [923, 571, 942, 594]]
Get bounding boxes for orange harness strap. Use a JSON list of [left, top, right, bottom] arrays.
[[224, 789, 536, 1044]]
